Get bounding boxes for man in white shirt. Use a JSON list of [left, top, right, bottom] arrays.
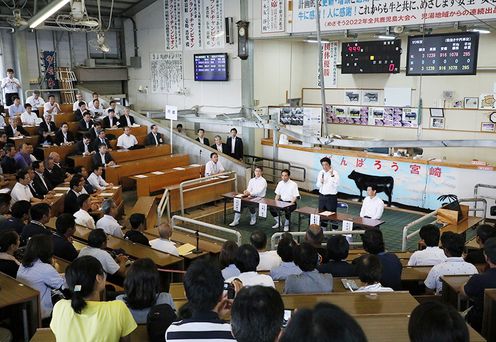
[[250, 230, 281, 271], [229, 166, 267, 226], [316, 157, 340, 230], [205, 152, 225, 176], [73, 194, 96, 229], [424, 232, 478, 294], [89, 99, 105, 118], [43, 95, 61, 119], [116, 127, 138, 149], [96, 199, 124, 238], [1, 68, 21, 106], [359, 185, 384, 220], [150, 223, 179, 256], [10, 169, 39, 206], [106, 100, 121, 117], [408, 224, 447, 266], [72, 93, 86, 111], [270, 169, 300, 231], [87, 166, 111, 191], [8, 97, 24, 116], [26, 90, 45, 113], [225, 244, 275, 288], [21, 104, 39, 126]]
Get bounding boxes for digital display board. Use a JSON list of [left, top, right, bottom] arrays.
[[341, 40, 401, 74], [406, 32, 479, 76], [194, 53, 229, 81]]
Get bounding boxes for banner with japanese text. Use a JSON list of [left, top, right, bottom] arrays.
[[184, 0, 203, 49], [291, 0, 496, 33], [164, 0, 182, 50], [319, 41, 339, 88], [204, 0, 225, 48], [262, 0, 286, 33]]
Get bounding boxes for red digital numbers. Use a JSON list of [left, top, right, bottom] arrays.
[[348, 45, 361, 53], [389, 63, 395, 72]]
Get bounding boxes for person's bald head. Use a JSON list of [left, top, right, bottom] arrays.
[[305, 224, 324, 246], [49, 152, 60, 163], [158, 223, 173, 239]]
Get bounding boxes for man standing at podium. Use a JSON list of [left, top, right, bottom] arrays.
[[316, 157, 339, 230]]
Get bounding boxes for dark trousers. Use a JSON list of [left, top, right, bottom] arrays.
[[5, 93, 18, 106], [270, 201, 297, 220], [319, 194, 337, 229]]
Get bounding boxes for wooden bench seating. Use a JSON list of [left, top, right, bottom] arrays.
[[8, 135, 40, 149], [53, 112, 75, 126]]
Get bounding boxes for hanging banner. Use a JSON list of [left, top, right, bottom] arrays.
[[184, 0, 203, 49], [291, 0, 496, 33], [318, 41, 339, 88], [261, 0, 285, 33], [150, 52, 183, 94], [204, 0, 224, 48], [164, 0, 182, 50]]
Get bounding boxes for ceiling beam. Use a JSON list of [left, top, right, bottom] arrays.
[[120, 0, 157, 17]]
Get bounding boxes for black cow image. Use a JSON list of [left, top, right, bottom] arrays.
[[348, 170, 394, 206]]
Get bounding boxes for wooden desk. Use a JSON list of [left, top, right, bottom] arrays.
[[105, 154, 189, 184], [483, 288, 496, 341], [296, 206, 384, 231], [441, 216, 484, 235], [23, 125, 39, 136], [0, 272, 40, 339], [37, 144, 76, 161], [53, 112, 75, 127], [69, 144, 171, 171], [131, 164, 203, 196], [401, 266, 432, 282], [105, 125, 147, 137], [441, 275, 472, 311], [131, 196, 158, 231], [9, 135, 39, 149], [30, 325, 149, 342]]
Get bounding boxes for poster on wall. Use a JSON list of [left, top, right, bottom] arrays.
[[276, 107, 322, 137], [318, 41, 339, 88], [204, 0, 224, 49], [291, 0, 496, 33], [261, 0, 285, 33], [402, 108, 419, 127], [361, 90, 381, 105], [164, 0, 182, 50], [41, 51, 58, 89], [184, 0, 203, 49], [479, 94, 496, 109], [303, 107, 322, 137], [150, 52, 184, 94], [371, 107, 385, 126]]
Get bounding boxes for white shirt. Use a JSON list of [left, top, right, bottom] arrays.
[[247, 176, 267, 198], [149, 238, 179, 256], [355, 283, 394, 293], [26, 95, 45, 108], [10, 182, 33, 206], [407, 246, 447, 266], [21, 111, 38, 125], [215, 144, 223, 152], [74, 209, 96, 229], [316, 169, 340, 195], [198, 137, 205, 144], [205, 160, 225, 176], [226, 271, 275, 288], [78, 246, 120, 275], [87, 172, 108, 191], [96, 215, 124, 238], [89, 105, 105, 117], [73, 100, 86, 111], [231, 137, 236, 154], [117, 133, 138, 149], [275, 179, 300, 202], [360, 196, 385, 220], [150, 132, 162, 145], [257, 250, 281, 271], [424, 257, 478, 294], [43, 102, 60, 116], [1, 77, 20, 93]]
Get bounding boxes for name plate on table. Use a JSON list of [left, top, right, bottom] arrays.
[[233, 198, 242, 212], [343, 220, 353, 240], [259, 203, 267, 218], [310, 214, 321, 226]]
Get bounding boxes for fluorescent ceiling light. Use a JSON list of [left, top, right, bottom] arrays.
[[468, 28, 490, 34], [29, 0, 71, 29], [377, 35, 396, 40], [304, 39, 330, 43]]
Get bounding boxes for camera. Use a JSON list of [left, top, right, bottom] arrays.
[[223, 282, 235, 299]]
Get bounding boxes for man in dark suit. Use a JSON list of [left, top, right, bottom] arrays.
[[118, 107, 135, 127], [44, 156, 66, 186], [54, 122, 75, 145], [1, 144, 18, 174], [20, 203, 52, 246], [211, 135, 227, 154], [75, 134, 94, 156], [89, 122, 103, 141], [1, 200, 30, 234], [74, 101, 88, 121], [195, 128, 209, 145], [38, 114, 57, 145], [226, 127, 244, 160], [145, 124, 165, 146], [78, 112, 94, 131], [103, 109, 119, 129], [32, 160, 53, 197], [92, 144, 115, 168], [93, 130, 110, 151], [64, 174, 84, 215], [4, 116, 29, 138]]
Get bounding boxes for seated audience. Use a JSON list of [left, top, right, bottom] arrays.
[[1, 144, 17, 174], [43, 94, 61, 117], [0, 132, 6, 150], [5, 117, 29, 138], [318, 235, 356, 277], [11, 169, 36, 206], [96, 199, 123, 238], [355, 254, 393, 292], [55, 122, 75, 145], [32, 160, 53, 197], [50, 152, 71, 181], [74, 101, 87, 122], [219, 241, 240, 280], [78, 229, 128, 277], [175, 123, 183, 134], [116, 258, 176, 324], [226, 244, 275, 288], [231, 286, 284, 342], [73, 194, 96, 229], [72, 93, 86, 111], [103, 108, 119, 128], [284, 242, 333, 294], [78, 111, 94, 131], [359, 184, 385, 220], [211, 135, 226, 153], [21, 103, 39, 126], [64, 174, 84, 215], [358, 229, 402, 290], [38, 114, 57, 144], [20, 203, 52, 245], [195, 128, 210, 145], [408, 224, 447, 266], [44, 157, 66, 186], [250, 230, 281, 271], [270, 169, 299, 231], [117, 127, 138, 149], [17, 235, 65, 321], [93, 129, 110, 151], [92, 144, 115, 168], [52, 214, 78, 262], [424, 231, 478, 294], [408, 301, 469, 342], [89, 99, 105, 118], [149, 222, 179, 256], [165, 259, 235, 341], [270, 237, 302, 280], [8, 96, 24, 116], [280, 302, 367, 342], [89, 121, 102, 140], [0, 193, 10, 225], [465, 224, 496, 265], [145, 124, 165, 146], [305, 224, 327, 263], [50, 256, 137, 341], [74, 166, 96, 195], [25, 90, 45, 111], [106, 100, 121, 117], [87, 165, 110, 191], [0, 231, 21, 277], [118, 107, 135, 127], [75, 134, 94, 156], [461, 237, 496, 332], [124, 213, 150, 246], [2, 200, 30, 234], [205, 152, 225, 176]]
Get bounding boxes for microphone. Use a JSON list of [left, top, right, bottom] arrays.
[[192, 230, 202, 254]]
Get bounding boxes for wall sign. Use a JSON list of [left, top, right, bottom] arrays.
[[164, 0, 182, 50], [150, 52, 184, 94], [261, 0, 285, 33]]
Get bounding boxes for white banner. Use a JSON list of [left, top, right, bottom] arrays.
[[150, 52, 183, 94], [184, 0, 203, 49], [204, 0, 225, 48], [262, 0, 286, 33], [319, 41, 339, 88], [291, 0, 496, 33], [164, 0, 182, 50]]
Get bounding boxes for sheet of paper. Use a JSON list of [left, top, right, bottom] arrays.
[[112, 186, 120, 190], [151, 171, 165, 175], [100, 193, 114, 197], [134, 175, 148, 178], [177, 243, 197, 256], [259, 203, 267, 218], [173, 167, 185, 171], [218, 175, 229, 179], [235, 194, 244, 198], [319, 211, 335, 216], [233, 198, 242, 212], [53, 193, 63, 197], [310, 214, 321, 225], [53, 187, 70, 191], [190, 164, 201, 167]]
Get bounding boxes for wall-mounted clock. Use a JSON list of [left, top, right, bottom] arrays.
[[236, 20, 249, 60], [490, 112, 496, 123]]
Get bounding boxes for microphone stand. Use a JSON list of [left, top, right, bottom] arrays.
[[192, 230, 202, 254]]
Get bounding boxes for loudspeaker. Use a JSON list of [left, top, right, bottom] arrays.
[[225, 17, 234, 45]]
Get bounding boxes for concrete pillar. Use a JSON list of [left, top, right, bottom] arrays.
[[13, 30, 29, 103]]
